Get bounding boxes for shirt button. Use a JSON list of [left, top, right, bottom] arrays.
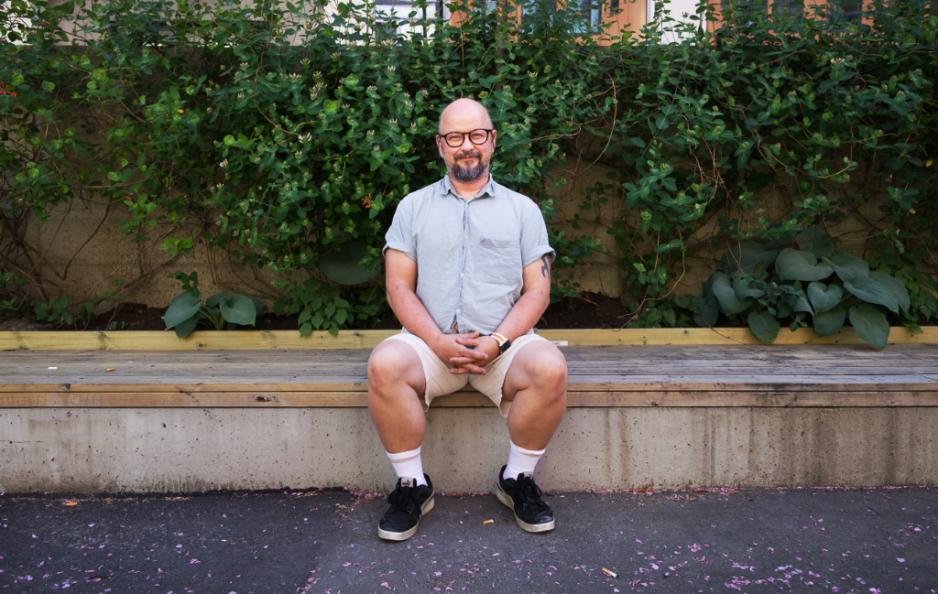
[[460, 273, 465, 278], [456, 309, 461, 314]]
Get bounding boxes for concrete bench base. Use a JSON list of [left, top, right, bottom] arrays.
[[3, 406, 935, 494]]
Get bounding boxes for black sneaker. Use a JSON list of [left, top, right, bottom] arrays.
[[377, 474, 434, 541], [495, 465, 555, 533]]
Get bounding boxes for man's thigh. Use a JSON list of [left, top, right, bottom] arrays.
[[379, 333, 469, 407], [499, 338, 567, 402]]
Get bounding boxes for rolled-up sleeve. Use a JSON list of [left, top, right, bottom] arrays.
[[383, 196, 416, 261], [520, 200, 555, 267]]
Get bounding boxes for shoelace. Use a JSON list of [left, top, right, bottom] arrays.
[[515, 475, 549, 514], [387, 484, 419, 516]]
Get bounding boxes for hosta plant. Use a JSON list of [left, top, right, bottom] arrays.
[[690, 228, 910, 349], [163, 272, 262, 338]]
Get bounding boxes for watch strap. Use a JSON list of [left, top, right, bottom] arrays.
[[490, 332, 511, 354]]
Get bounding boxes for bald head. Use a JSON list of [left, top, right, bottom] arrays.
[[437, 98, 494, 134]]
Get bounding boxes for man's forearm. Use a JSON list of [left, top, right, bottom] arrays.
[[493, 286, 550, 342], [386, 283, 443, 345]]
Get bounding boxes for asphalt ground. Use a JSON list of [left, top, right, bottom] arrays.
[[1, 485, 936, 593]]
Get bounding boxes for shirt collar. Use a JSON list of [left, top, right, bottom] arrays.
[[441, 174, 496, 201]]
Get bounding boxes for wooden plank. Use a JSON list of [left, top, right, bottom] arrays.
[[3, 389, 938, 408], [2, 327, 937, 350]]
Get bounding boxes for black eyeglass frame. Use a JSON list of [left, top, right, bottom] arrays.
[[437, 128, 495, 148]]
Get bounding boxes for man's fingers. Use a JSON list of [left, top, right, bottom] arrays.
[[454, 335, 482, 348], [449, 355, 487, 367], [450, 364, 486, 375]]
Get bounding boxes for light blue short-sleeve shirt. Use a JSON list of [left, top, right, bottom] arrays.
[[384, 175, 554, 335]]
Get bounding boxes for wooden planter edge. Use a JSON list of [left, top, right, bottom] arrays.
[[1, 327, 936, 350]]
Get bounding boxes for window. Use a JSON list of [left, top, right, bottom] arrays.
[[720, 0, 769, 21], [771, 0, 804, 18], [573, 0, 603, 33], [828, 0, 863, 22], [375, 0, 448, 37]]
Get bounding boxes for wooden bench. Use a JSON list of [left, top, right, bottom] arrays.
[[2, 335, 937, 494]]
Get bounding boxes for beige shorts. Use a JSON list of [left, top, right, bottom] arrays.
[[382, 332, 551, 418]]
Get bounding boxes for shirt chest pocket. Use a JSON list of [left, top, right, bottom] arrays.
[[474, 237, 521, 286]]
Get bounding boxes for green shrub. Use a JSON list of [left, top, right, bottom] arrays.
[[1, 0, 935, 332]]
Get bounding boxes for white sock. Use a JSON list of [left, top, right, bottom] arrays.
[[503, 441, 546, 481], [386, 447, 427, 486]]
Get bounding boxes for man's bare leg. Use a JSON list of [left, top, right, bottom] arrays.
[[495, 341, 567, 533], [367, 339, 435, 541], [502, 341, 568, 450]]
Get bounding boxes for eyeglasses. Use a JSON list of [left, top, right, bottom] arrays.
[[437, 128, 494, 148]]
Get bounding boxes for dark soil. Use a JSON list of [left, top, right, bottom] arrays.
[[28, 293, 636, 332]]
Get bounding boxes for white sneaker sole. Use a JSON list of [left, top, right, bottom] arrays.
[[495, 481, 556, 533], [377, 495, 435, 541]]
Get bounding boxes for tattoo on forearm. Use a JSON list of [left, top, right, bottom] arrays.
[[540, 254, 551, 278]]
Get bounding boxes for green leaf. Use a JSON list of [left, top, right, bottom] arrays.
[[790, 285, 814, 315], [870, 271, 910, 314], [319, 240, 379, 286], [163, 292, 202, 329], [720, 241, 778, 273], [830, 253, 869, 282], [692, 293, 719, 327], [813, 306, 846, 336], [173, 315, 199, 338], [710, 272, 751, 315], [747, 310, 780, 343], [205, 291, 230, 308], [849, 304, 889, 349], [219, 294, 257, 326], [795, 226, 833, 257], [843, 273, 903, 313], [775, 249, 834, 282], [732, 274, 765, 299], [806, 281, 843, 314]]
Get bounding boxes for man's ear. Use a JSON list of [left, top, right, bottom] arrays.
[[435, 135, 445, 158], [491, 130, 497, 149]]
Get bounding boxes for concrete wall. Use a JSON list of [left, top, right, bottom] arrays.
[[2, 406, 935, 494]]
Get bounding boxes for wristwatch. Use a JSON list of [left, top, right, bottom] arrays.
[[489, 332, 511, 354]]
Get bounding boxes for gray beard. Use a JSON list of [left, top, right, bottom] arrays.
[[451, 161, 487, 182]]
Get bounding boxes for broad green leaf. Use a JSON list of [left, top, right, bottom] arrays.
[[843, 273, 901, 313], [732, 273, 765, 299], [869, 271, 910, 314], [205, 291, 230, 308], [849, 304, 889, 350], [813, 306, 846, 336], [219, 294, 257, 326], [796, 226, 833, 257], [720, 241, 778, 273], [830, 253, 869, 282], [711, 272, 751, 315], [807, 281, 843, 314], [173, 315, 199, 338], [692, 293, 719, 327], [163, 292, 202, 329], [319, 240, 379, 286], [747, 310, 780, 343], [775, 249, 834, 282], [790, 285, 814, 315]]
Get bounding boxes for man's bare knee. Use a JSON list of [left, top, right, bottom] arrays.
[[368, 341, 424, 396]]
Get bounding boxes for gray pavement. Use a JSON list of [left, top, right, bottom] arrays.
[[1, 486, 937, 593]]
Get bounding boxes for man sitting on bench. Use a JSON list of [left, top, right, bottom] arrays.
[[368, 98, 569, 541]]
